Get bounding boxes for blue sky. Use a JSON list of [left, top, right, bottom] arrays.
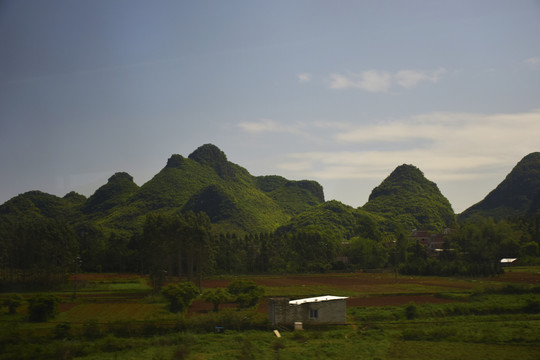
[[1, 0, 539, 213]]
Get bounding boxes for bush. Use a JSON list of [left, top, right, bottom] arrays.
[[405, 303, 418, 320], [523, 298, 540, 314], [227, 280, 264, 308], [201, 288, 232, 312], [28, 294, 59, 322], [3, 294, 23, 314], [54, 322, 73, 340], [162, 282, 199, 314], [83, 320, 102, 339]]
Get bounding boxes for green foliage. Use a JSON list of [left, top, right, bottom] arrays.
[[54, 322, 72, 340], [0, 218, 79, 287], [227, 280, 264, 308], [162, 282, 200, 313], [28, 294, 59, 322], [347, 236, 388, 269], [2, 145, 540, 279], [82, 172, 139, 214], [460, 152, 540, 221], [201, 288, 232, 312], [3, 294, 23, 314], [405, 303, 418, 319], [83, 319, 103, 339], [363, 164, 456, 231]]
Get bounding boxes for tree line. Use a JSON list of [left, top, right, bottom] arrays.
[[1, 210, 539, 289]]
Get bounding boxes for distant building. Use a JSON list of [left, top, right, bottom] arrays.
[[268, 295, 348, 326], [500, 258, 518, 266], [411, 228, 454, 256]]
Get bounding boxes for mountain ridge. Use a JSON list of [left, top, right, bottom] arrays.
[[459, 152, 540, 221], [2, 146, 539, 236]]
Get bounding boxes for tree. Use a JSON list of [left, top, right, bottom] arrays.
[[162, 282, 199, 314], [4, 219, 79, 287], [28, 294, 59, 322], [3, 294, 23, 314], [227, 280, 264, 308], [202, 288, 232, 312], [347, 236, 388, 269]]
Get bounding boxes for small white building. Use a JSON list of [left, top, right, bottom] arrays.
[[500, 258, 518, 265], [268, 295, 348, 326]]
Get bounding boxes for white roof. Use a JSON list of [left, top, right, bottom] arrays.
[[500, 258, 518, 263], [289, 295, 348, 305]]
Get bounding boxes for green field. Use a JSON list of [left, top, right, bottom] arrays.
[[1, 268, 539, 359]]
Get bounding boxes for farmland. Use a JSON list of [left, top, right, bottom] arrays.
[[1, 268, 539, 359]]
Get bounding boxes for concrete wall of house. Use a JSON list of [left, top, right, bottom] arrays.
[[268, 298, 291, 325], [294, 299, 347, 324], [269, 298, 347, 325]]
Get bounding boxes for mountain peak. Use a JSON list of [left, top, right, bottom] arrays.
[[108, 172, 134, 183], [166, 154, 185, 168], [364, 164, 455, 231], [82, 172, 139, 214], [188, 143, 228, 163], [459, 151, 540, 220], [188, 144, 233, 178], [368, 164, 427, 201]]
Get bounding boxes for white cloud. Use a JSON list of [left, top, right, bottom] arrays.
[[329, 67, 446, 92], [329, 70, 392, 92], [273, 110, 540, 184], [297, 73, 312, 83], [395, 68, 446, 88]]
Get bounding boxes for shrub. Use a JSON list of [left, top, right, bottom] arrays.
[[523, 298, 540, 314], [162, 282, 199, 314], [172, 345, 190, 360], [3, 294, 23, 314], [54, 322, 72, 340], [28, 294, 59, 322], [404, 303, 418, 320], [227, 280, 264, 308], [83, 320, 102, 339]]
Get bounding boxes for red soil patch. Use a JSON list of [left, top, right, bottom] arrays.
[[70, 273, 142, 282], [58, 303, 78, 312], [491, 270, 540, 284]]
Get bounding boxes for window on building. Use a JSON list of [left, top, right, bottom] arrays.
[[309, 309, 318, 319]]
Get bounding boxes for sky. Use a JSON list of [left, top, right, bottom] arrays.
[[1, 0, 539, 213]]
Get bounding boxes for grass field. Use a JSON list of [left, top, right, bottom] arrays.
[[1, 267, 539, 359]]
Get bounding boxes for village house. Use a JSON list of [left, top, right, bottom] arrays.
[[410, 228, 454, 256], [268, 295, 348, 326]]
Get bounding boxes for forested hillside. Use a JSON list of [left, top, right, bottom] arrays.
[[362, 164, 456, 231], [1, 146, 539, 286], [459, 152, 540, 221]]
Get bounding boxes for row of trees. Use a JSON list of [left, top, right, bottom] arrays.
[[1, 210, 539, 288], [0, 219, 79, 287]]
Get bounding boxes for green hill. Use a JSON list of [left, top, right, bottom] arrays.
[[0, 190, 79, 224], [0, 144, 325, 235], [459, 152, 540, 221], [82, 172, 139, 215], [109, 144, 324, 233], [276, 200, 384, 242], [362, 164, 456, 231]]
